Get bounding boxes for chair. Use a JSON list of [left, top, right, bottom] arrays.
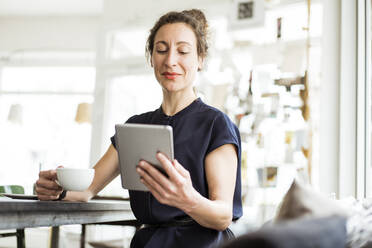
[[0, 185, 26, 248], [82, 219, 141, 248], [80, 195, 141, 248], [0, 185, 24, 194], [88, 238, 126, 248]]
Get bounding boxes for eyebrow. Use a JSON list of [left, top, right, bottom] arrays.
[[155, 41, 192, 46]]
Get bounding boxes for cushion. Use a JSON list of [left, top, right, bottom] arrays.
[[274, 179, 349, 223], [221, 215, 347, 248]]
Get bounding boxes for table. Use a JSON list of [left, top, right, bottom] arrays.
[[0, 198, 137, 248]]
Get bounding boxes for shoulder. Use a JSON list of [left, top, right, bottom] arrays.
[[126, 109, 158, 124], [197, 100, 223, 118], [199, 101, 241, 154], [198, 101, 237, 129]]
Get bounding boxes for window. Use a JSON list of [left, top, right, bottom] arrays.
[[97, 74, 162, 197], [0, 67, 95, 194], [95, 1, 324, 226], [365, 0, 372, 197]]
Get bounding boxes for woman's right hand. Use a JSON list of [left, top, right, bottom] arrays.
[[35, 168, 64, 201]]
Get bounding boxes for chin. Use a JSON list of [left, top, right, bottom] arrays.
[[160, 81, 183, 92], [163, 86, 182, 93]]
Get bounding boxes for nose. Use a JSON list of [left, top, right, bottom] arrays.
[[165, 49, 177, 67]]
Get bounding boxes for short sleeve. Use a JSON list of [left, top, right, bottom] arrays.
[[206, 112, 241, 155], [110, 135, 117, 149]]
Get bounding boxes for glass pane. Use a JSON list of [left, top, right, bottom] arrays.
[[200, 2, 322, 227], [99, 74, 162, 197], [0, 94, 93, 194], [0, 66, 95, 194], [1, 67, 95, 93], [106, 29, 148, 60], [230, 3, 322, 45], [99, 1, 324, 227], [104, 74, 162, 143]]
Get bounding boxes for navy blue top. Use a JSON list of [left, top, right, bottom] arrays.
[[111, 98, 242, 248]]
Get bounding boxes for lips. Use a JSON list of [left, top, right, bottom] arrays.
[[162, 72, 181, 80]]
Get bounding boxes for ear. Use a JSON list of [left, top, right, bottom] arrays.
[[150, 56, 154, 67]]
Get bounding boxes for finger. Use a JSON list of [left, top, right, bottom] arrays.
[[35, 185, 62, 196], [140, 177, 167, 204], [37, 193, 60, 201], [173, 159, 190, 178], [137, 165, 170, 196], [36, 177, 62, 190], [156, 153, 182, 181], [39, 170, 58, 181], [138, 160, 173, 188]]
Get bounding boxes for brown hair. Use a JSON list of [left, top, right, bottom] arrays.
[[145, 9, 209, 63]]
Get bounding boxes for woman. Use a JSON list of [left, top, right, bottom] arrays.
[[36, 9, 242, 247]]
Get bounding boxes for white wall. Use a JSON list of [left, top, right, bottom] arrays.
[[102, 0, 231, 29], [0, 16, 99, 54], [339, 0, 357, 198], [319, 0, 341, 196]]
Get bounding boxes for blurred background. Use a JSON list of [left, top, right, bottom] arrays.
[[0, 0, 371, 247]]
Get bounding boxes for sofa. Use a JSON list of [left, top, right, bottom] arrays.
[[222, 180, 372, 248]]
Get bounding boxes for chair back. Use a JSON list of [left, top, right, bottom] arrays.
[[0, 185, 25, 194]]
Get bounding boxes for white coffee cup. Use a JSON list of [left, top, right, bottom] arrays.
[[56, 168, 95, 191]]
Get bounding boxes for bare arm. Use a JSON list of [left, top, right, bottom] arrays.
[[36, 145, 120, 202], [137, 144, 237, 231], [184, 144, 237, 230], [65, 145, 120, 201]]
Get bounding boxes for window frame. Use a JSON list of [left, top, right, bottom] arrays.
[[361, 0, 372, 198], [353, 0, 372, 199], [322, 0, 370, 199]]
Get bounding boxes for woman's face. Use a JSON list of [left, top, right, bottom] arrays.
[[151, 23, 202, 94]]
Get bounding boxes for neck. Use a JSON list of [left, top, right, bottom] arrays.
[[161, 88, 197, 116]]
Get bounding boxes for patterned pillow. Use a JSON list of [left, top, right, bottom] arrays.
[[274, 179, 350, 223], [261, 180, 372, 248], [345, 198, 372, 248]]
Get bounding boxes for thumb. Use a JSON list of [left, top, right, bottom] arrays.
[[41, 169, 58, 180], [53, 165, 64, 181]]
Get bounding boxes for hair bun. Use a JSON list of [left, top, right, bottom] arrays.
[[182, 9, 208, 33]]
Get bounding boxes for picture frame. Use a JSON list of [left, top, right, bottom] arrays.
[[229, 0, 265, 30]]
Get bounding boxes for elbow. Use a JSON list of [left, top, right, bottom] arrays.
[[215, 213, 233, 231], [66, 190, 93, 202], [81, 195, 91, 202], [211, 202, 233, 231], [83, 190, 94, 202]]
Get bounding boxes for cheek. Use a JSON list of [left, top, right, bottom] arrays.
[[152, 56, 162, 70], [183, 59, 199, 76]]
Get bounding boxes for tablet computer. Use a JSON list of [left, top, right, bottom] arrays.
[[115, 123, 174, 191]]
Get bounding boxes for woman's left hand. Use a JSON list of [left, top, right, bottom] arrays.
[[136, 152, 199, 212]]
